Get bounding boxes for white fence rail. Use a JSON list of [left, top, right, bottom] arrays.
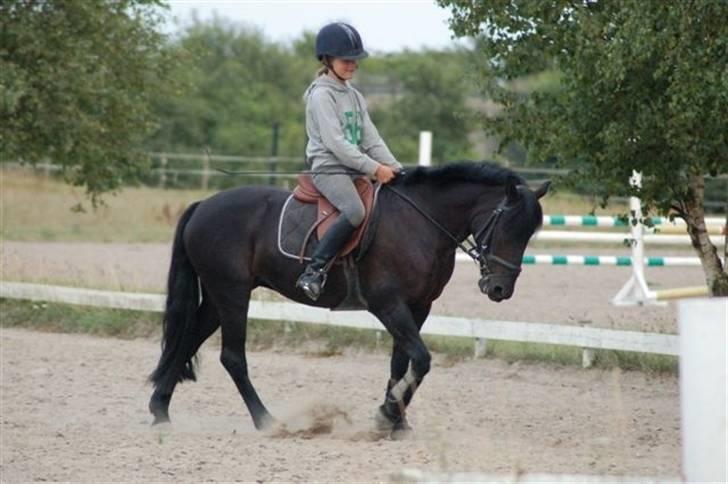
[[0, 282, 678, 365]]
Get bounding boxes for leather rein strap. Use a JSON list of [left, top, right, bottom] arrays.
[[383, 185, 521, 275]]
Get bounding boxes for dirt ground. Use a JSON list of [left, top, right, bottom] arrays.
[[0, 241, 697, 481], [0, 327, 680, 482]]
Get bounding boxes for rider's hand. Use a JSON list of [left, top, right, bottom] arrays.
[[375, 164, 397, 184]]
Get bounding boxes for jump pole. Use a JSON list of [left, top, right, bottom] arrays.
[[652, 286, 709, 301], [678, 298, 727, 482]]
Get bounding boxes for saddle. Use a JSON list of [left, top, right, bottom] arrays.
[[291, 174, 376, 259]]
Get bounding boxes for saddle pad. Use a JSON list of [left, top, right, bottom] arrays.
[[277, 184, 382, 262], [277, 195, 318, 261]]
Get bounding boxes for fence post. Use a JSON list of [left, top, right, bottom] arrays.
[[158, 155, 168, 189], [269, 122, 280, 186], [201, 149, 210, 191], [418, 131, 432, 167], [474, 337, 487, 358], [581, 348, 596, 368]]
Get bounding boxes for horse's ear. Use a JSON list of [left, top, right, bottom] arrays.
[[533, 180, 551, 200], [506, 181, 520, 204]]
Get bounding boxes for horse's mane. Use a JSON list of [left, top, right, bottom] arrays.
[[395, 161, 525, 187]]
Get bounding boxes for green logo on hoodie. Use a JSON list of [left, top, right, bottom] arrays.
[[343, 111, 362, 145]]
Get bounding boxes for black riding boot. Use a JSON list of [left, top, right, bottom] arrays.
[[296, 216, 357, 301]]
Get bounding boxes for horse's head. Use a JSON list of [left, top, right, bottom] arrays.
[[472, 180, 550, 302]]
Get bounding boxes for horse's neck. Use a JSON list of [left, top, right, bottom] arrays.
[[405, 182, 502, 242]]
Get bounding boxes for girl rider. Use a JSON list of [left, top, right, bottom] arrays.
[[296, 22, 403, 301]]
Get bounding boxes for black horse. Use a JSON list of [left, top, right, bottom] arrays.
[[149, 162, 549, 431]]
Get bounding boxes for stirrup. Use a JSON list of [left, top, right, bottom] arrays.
[[296, 268, 328, 301]]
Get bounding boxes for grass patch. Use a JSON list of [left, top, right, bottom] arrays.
[[0, 298, 160, 338], [2, 168, 637, 244], [1, 168, 211, 243], [592, 348, 677, 373], [0, 299, 677, 373], [245, 319, 390, 356]]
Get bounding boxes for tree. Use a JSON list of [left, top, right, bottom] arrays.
[[146, 20, 311, 164], [359, 50, 477, 164], [437, 0, 728, 295], [0, 0, 181, 206]]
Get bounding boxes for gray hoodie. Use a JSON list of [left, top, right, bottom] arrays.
[[303, 76, 402, 176]]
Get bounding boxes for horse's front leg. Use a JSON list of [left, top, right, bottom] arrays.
[[371, 302, 431, 434], [381, 344, 413, 432]]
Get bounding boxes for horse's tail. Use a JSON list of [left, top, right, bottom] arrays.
[[149, 201, 202, 390]]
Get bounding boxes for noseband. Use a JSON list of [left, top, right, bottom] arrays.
[[467, 199, 522, 279], [384, 186, 523, 278]]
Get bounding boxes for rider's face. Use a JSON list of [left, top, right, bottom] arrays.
[[330, 58, 358, 80]]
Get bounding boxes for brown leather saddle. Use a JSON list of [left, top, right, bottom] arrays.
[[292, 174, 376, 259]]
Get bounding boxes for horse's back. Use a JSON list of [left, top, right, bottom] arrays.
[[182, 185, 289, 270], [188, 184, 287, 230]]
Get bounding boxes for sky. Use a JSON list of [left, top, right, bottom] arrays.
[[164, 0, 468, 53]]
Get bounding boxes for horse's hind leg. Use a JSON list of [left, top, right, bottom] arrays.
[[150, 296, 220, 424], [212, 284, 274, 430], [372, 301, 431, 432]]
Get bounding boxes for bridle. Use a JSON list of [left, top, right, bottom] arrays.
[[467, 198, 523, 279], [384, 185, 523, 280]]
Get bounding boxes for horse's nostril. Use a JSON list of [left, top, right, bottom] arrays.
[[491, 286, 503, 298]]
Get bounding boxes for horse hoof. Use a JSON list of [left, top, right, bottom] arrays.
[[149, 402, 170, 425], [390, 425, 413, 440], [375, 405, 412, 436], [254, 413, 277, 431], [393, 418, 412, 432], [375, 406, 395, 431], [151, 414, 170, 426], [149, 392, 171, 425]]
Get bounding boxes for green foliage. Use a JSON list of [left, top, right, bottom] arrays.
[[146, 18, 311, 159], [436, 0, 727, 213], [0, 0, 183, 206], [359, 49, 477, 164]]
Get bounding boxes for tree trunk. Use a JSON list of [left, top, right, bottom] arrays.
[[682, 173, 728, 296]]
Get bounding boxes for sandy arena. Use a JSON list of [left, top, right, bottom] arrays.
[[1, 241, 700, 481]]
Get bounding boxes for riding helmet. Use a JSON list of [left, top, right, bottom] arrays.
[[315, 22, 369, 61]]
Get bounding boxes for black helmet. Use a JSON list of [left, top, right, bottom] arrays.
[[315, 23, 369, 61]]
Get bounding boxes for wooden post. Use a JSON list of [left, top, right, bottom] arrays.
[[473, 337, 487, 358], [201, 149, 210, 191], [269, 122, 279, 187], [581, 348, 596, 368], [158, 155, 167, 189]]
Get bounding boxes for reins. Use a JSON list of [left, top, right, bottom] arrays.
[[383, 184, 477, 261], [383, 184, 521, 275]]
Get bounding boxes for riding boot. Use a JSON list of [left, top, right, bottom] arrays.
[[296, 216, 357, 301]]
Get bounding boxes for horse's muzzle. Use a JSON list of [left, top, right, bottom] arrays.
[[479, 274, 516, 302]]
